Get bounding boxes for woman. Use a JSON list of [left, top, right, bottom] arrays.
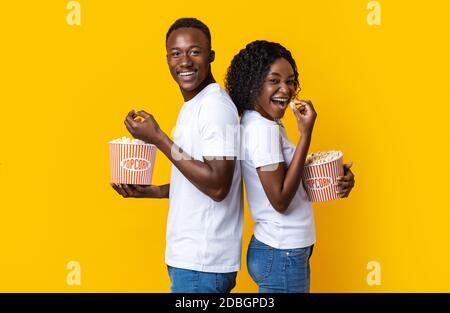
[[225, 40, 355, 292]]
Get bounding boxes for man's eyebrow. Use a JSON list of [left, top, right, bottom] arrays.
[[169, 45, 203, 50]]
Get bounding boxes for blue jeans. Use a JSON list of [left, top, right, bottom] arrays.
[[247, 235, 314, 293], [167, 266, 237, 293]]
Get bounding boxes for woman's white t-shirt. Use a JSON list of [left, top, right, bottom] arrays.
[[240, 110, 315, 249]]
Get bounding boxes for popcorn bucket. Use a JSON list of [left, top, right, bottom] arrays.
[[109, 140, 156, 185], [302, 150, 344, 202]]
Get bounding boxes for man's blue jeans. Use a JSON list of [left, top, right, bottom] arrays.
[[247, 235, 314, 293], [167, 266, 237, 293]]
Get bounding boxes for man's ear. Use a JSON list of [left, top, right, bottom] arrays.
[[209, 50, 215, 63]]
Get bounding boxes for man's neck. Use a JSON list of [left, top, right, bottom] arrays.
[[181, 73, 216, 102]]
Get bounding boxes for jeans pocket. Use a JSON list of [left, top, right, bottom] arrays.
[[215, 272, 237, 293], [286, 246, 309, 258], [247, 246, 274, 284]]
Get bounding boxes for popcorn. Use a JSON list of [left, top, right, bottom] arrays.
[[289, 100, 306, 111], [302, 150, 344, 202], [109, 136, 146, 145], [289, 101, 297, 110], [305, 150, 343, 166], [109, 137, 156, 185]]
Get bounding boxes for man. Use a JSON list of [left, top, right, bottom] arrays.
[[111, 18, 243, 293]]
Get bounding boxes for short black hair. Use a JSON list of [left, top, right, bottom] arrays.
[[166, 18, 211, 49], [225, 40, 299, 115]]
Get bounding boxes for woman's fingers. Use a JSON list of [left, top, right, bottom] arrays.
[[292, 99, 315, 118], [337, 181, 353, 189], [293, 106, 302, 120], [336, 187, 350, 197]]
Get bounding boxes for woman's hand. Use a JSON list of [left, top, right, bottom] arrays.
[[292, 99, 317, 137], [336, 162, 355, 198]]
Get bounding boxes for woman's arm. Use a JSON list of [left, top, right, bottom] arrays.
[[257, 135, 311, 213], [256, 100, 316, 213]]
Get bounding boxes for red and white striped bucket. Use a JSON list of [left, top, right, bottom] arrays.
[[109, 142, 156, 185], [302, 152, 344, 202]]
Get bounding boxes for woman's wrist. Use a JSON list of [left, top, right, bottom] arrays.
[[299, 131, 312, 143]]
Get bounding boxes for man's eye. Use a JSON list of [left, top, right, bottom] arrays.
[[171, 51, 180, 57], [190, 50, 200, 55]]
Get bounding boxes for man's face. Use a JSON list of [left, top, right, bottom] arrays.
[[166, 27, 214, 100]]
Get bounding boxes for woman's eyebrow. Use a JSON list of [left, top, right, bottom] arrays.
[[267, 72, 295, 77]]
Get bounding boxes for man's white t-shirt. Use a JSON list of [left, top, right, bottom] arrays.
[[165, 83, 243, 273], [240, 110, 316, 249]]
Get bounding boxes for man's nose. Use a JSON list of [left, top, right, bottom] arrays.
[[180, 54, 193, 67]]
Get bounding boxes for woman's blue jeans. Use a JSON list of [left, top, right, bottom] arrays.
[[247, 235, 314, 293]]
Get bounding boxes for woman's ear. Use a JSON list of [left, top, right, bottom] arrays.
[[209, 50, 215, 63]]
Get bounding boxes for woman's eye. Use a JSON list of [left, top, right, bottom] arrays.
[[287, 80, 296, 85], [269, 79, 279, 84]]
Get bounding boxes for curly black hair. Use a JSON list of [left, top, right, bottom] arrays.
[[166, 18, 211, 50], [225, 40, 299, 115]]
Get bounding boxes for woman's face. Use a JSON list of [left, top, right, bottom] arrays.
[[254, 58, 297, 120]]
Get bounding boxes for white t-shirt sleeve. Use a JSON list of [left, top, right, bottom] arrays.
[[246, 122, 284, 168], [198, 98, 239, 157]]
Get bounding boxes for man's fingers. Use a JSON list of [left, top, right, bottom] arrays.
[[134, 185, 147, 193], [127, 110, 138, 118], [137, 110, 151, 119], [111, 183, 121, 195], [122, 184, 135, 197], [124, 119, 135, 135], [113, 183, 128, 197], [125, 115, 138, 126]]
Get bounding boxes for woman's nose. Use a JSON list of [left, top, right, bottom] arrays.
[[278, 82, 290, 93]]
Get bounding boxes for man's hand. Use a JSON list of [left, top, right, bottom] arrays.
[[336, 162, 355, 198], [124, 110, 165, 145], [111, 184, 163, 198]]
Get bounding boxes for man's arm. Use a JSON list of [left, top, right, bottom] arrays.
[[124, 110, 235, 202], [157, 133, 235, 202]]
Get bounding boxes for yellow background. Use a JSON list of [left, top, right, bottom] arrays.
[[0, 0, 449, 292]]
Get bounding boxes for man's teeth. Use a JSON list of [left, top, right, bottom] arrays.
[[179, 71, 195, 76]]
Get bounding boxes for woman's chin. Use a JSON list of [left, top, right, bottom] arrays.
[[273, 110, 286, 120]]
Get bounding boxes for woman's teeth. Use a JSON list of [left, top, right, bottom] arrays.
[[272, 98, 289, 106]]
